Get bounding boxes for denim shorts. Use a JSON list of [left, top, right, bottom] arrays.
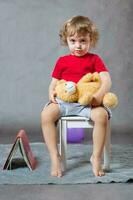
[[43, 98, 112, 119]]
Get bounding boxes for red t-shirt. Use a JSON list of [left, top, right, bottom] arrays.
[[52, 53, 108, 83]]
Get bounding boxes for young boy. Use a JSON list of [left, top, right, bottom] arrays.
[[41, 16, 112, 177]]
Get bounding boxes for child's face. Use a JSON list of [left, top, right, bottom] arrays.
[[67, 33, 91, 57]]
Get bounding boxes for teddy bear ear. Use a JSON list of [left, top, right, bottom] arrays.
[[92, 72, 100, 81], [57, 80, 66, 85]]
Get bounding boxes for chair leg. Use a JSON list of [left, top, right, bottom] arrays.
[[59, 118, 111, 172], [103, 120, 111, 171], [59, 120, 67, 171]]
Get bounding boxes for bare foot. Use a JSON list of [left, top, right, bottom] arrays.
[[90, 155, 105, 177], [51, 154, 62, 177]]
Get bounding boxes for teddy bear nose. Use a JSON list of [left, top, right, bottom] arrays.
[[65, 82, 76, 95]]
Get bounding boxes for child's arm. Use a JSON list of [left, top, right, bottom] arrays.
[[91, 72, 112, 107], [49, 78, 58, 103]]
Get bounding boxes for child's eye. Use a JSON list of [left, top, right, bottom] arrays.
[[80, 39, 86, 43], [70, 39, 75, 43]]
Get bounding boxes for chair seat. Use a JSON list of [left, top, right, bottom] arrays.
[[60, 116, 93, 128]]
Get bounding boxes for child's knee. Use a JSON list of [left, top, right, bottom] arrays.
[[92, 107, 108, 124], [41, 106, 60, 124]]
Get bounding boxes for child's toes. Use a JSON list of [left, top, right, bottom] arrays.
[[57, 170, 62, 177], [51, 170, 58, 177], [99, 169, 105, 176]]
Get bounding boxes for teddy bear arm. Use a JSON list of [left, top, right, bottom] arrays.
[[78, 93, 93, 106], [77, 73, 93, 84]]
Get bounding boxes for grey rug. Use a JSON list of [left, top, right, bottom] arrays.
[[0, 143, 133, 184]]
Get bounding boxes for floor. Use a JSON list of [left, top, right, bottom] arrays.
[[0, 129, 133, 200], [0, 184, 133, 200]]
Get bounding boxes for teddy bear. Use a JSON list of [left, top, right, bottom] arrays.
[[55, 72, 118, 108]]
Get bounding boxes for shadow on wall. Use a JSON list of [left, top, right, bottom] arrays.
[[0, 123, 43, 144], [0, 122, 133, 144]]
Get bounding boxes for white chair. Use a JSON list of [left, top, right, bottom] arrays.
[[59, 116, 111, 171]]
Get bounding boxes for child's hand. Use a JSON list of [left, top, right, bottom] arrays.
[[49, 90, 57, 104], [91, 94, 103, 107]]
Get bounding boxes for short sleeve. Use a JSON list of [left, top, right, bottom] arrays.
[[93, 55, 108, 72], [52, 57, 62, 79]]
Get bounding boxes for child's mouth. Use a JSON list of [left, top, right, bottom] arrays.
[[75, 50, 82, 53]]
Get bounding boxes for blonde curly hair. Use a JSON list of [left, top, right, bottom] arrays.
[[59, 16, 99, 48]]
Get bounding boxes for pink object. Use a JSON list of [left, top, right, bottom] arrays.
[[3, 129, 36, 170]]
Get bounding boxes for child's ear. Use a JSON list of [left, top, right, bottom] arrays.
[[89, 37, 93, 48]]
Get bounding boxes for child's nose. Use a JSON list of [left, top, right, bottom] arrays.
[[75, 42, 81, 49]]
